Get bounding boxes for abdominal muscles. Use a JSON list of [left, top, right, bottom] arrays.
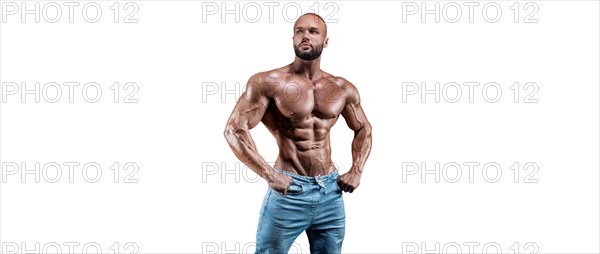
[[265, 111, 338, 175]]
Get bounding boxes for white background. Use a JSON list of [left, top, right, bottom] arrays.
[[0, 1, 599, 253]]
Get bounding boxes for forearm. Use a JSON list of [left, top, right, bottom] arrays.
[[224, 126, 276, 182], [350, 123, 372, 175]]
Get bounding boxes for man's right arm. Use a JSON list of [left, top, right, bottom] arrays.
[[223, 73, 291, 192]]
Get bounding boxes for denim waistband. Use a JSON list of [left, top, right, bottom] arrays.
[[276, 169, 339, 183]]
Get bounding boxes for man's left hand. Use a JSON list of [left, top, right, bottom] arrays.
[[337, 171, 361, 193]]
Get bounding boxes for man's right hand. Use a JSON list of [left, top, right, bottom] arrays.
[[266, 170, 292, 195]]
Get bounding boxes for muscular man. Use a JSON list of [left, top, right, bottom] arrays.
[[224, 13, 372, 253]]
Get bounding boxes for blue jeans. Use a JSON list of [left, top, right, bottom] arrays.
[[256, 169, 345, 254]]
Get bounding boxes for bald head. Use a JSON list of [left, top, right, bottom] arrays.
[[294, 13, 327, 36]]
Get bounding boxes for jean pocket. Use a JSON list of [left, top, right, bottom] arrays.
[[285, 183, 303, 195], [333, 178, 343, 193]]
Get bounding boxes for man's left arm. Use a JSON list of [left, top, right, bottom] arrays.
[[338, 80, 373, 193]]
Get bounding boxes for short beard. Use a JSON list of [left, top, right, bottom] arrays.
[[294, 43, 323, 61]]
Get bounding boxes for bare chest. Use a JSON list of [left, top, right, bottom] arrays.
[[271, 79, 346, 119]]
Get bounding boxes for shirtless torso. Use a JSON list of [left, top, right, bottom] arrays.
[[224, 13, 372, 195], [259, 66, 349, 176]]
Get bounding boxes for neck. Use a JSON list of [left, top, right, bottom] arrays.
[[291, 57, 322, 80]]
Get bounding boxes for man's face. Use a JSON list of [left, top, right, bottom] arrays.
[[293, 15, 328, 61]]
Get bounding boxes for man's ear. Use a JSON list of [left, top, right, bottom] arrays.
[[324, 37, 329, 48]]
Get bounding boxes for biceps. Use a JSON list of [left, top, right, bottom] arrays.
[[342, 102, 368, 131], [228, 93, 269, 130]]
